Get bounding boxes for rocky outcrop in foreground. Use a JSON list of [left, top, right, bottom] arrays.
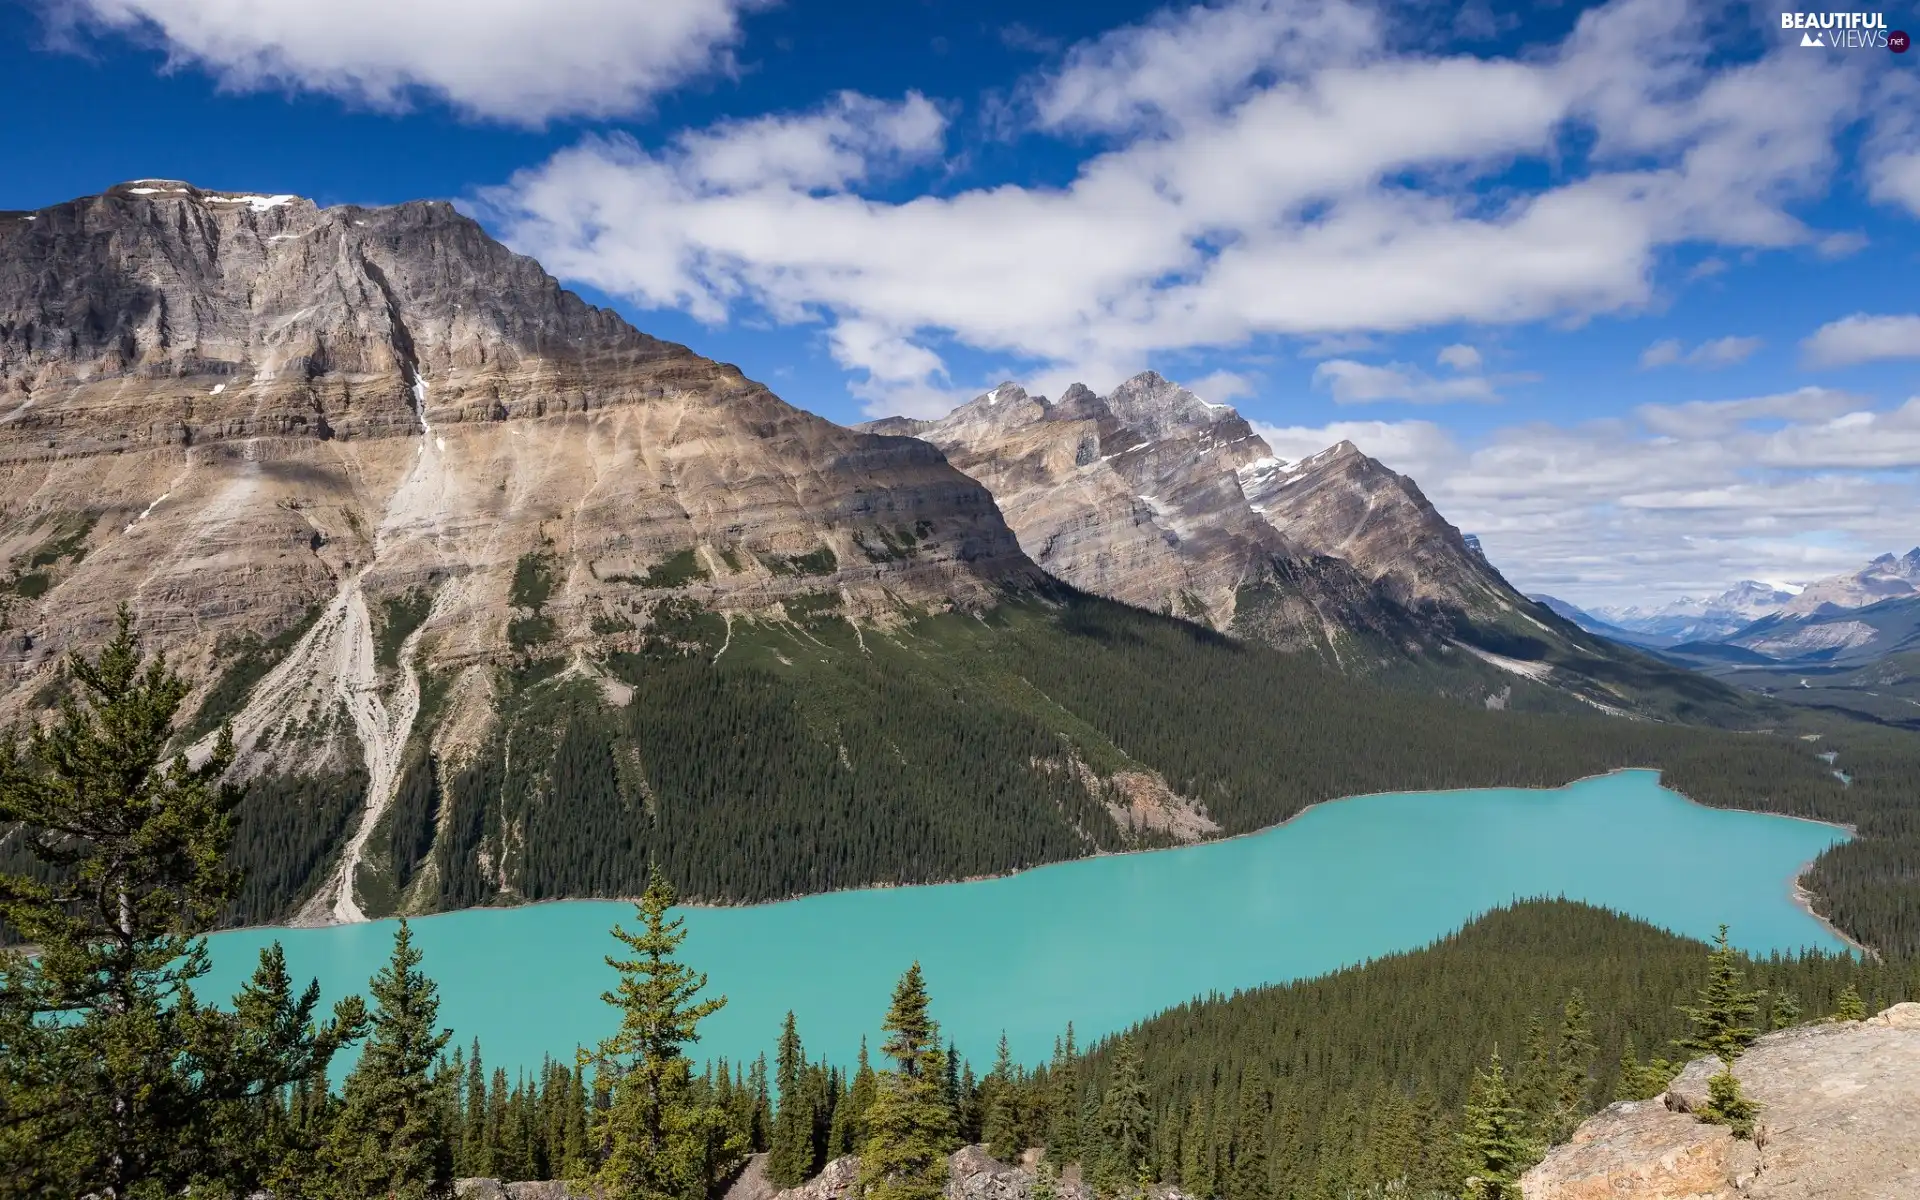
[[1522, 1004, 1920, 1199], [453, 1145, 1188, 1200]]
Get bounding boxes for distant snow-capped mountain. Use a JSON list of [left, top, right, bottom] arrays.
[[1785, 548, 1920, 615], [1591, 580, 1799, 642]]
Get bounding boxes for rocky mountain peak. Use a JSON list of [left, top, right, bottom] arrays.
[[1787, 545, 1920, 614], [1050, 381, 1107, 421], [1102, 370, 1244, 443], [938, 382, 1050, 433], [0, 181, 1042, 909]]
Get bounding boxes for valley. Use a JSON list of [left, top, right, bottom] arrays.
[[8, 4, 1920, 1195], [1, 182, 1917, 968], [199, 769, 1851, 1081]]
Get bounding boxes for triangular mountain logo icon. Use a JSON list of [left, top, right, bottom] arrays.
[[1801, 30, 1824, 46]]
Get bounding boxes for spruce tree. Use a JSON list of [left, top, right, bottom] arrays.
[[1549, 991, 1597, 1142], [192, 942, 369, 1196], [1697, 1067, 1759, 1139], [768, 1012, 814, 1187], [1675, 926, 1761, 1062], [1179, 1092, 1214, 1199], [588, 866, 745, 1200], [1093, 1036, 1151, 1198], [463, 1039, 491, 1177], [1456, 1050, 1533, 1200], [562, 1060, 593, 1178], [749, 1053, 773, 1153], [1512, 1014, 1554, 1138], [323, 920, 455, 1200], [835, 1038, 877, 1158], [1833, 984, 1866, 1022], [982, 1032, 1021, 1162], [1046, 1025, 1080, 1166], [1769, 991, 1802, 1029], [859, 963, 957, 1200], [1031, 1156, 1060, 1200], [1224, 1067, 1268, 1200], [0, 609, 364, 1200]]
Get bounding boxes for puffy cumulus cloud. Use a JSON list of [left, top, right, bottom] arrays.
[[1436, 344, 1482, 371], [1031, 0, 1382, 134], [483, 0, 1886, 410], [1311, 359, 1505, 404], [1257, 392, 1920, 607], [1864, 71, 1920, 217], [55, 0, 758, 123], [1638, 334, 1763, 369], [1801, 314, 1920, 367]]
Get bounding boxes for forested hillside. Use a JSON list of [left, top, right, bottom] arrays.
[[243, 587, 1914, 956], [402, 901, 1917, 1200], [4, 627, 1913, 1200]]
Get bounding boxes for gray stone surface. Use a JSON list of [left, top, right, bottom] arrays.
[[1522, 1006, 1920, 1199]]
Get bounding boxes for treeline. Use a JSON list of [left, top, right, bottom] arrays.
[[3, 614, 1913, 1199], [401, 591, 1920, 957]]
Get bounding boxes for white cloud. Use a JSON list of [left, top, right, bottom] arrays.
[[484, 0, 1880, 409], [1639, 338, 1684, 368], [1311, 359, 1502, 404], [58, 0, 758, 123], [1864, 71, 1920, 217], [1436, 343, 1482, 371], [1254, 394, 1920, 607], [1185, 369, 1257, 404], [1639, 334, 1762, 369], [1634, 386, 1865, 438], [1801, 314, 1920, 367], [1032, 0, 1381, 134]]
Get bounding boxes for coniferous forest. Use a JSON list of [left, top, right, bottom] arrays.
[[310, 589, 1920, 957], [4, 606, 1919, 1200]]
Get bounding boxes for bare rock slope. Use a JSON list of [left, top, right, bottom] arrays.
[[0, 181, 1039, 920], [1522, 1004, 1920, 1199], [864, 375, 1711, 716]]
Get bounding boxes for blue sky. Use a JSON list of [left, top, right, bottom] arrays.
[[3, 0, 1917, 606]]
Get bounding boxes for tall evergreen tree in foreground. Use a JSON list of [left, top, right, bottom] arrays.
[[981, 1032, 1021, 1164], [1094, 1036, 1151, 1198], [589, 866, 745, 1200], [859, 963, 957, 1200], [1457, 1050, 1532, 1200], [767, 1011, 814, 1188], [323, 920, 454, 1199], [0, 608, 363, 1200], [1675, 926, 1761, 1063]]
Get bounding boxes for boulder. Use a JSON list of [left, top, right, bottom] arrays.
[[1522, 1007, 1920, 1198]]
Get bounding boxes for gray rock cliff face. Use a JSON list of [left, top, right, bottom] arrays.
[[1521, 1004, 1920, 1199], [862, 373, 1529, 664], [0, 180, 1039, 742]]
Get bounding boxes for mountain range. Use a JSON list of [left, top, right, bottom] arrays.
[[1535, 550, 1920, 730], [1539, 549, 1920, 648], [861, 377, 1733, 717], [0, 182, 1822, 927]]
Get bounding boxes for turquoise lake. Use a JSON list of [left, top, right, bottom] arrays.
[[201, 770, 1849, 1077]]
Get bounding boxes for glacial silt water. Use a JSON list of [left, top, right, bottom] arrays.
[[202, 770, 1848, 1074]]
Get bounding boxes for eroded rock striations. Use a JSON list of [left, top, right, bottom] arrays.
[[0, 181, 1039, 920], [863, 375, 1643, 700], [1521, 1003, 1920, 1199]]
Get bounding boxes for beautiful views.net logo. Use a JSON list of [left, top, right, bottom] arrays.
[[1780, 11, 1899, 48]]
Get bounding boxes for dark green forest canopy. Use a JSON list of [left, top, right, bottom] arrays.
[[1067, 899, 1917, 1200], [111, 589, 1917, 957], [401, 593, 1920, 952]]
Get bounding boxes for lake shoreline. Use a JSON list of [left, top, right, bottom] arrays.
[[228, 767, 1860, 947]]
